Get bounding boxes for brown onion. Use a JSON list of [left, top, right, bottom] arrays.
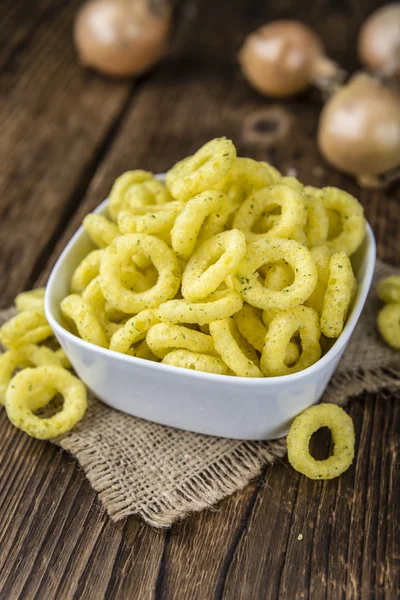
[[358, 3, 400, 79], [74, 0, 171, 78], [239, 20, 341, 98], [318, 74, 400, 186]]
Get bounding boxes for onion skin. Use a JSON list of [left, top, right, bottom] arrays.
[[74, 0, 171, 78], [239, 20, 336, 98], [358, 3, 400, 79], [318, 74, 400, 179]]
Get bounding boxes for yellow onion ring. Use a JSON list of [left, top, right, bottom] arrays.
[[287, 403, 355, 480], [5, 366, 87, 440]]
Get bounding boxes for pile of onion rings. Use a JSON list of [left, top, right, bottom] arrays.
[[0, 289, 87, 439], [0, 138, 366, 480], [58, 136, 365, 379]]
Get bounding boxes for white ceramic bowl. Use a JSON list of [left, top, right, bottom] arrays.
[[45, 196, 376, 440]]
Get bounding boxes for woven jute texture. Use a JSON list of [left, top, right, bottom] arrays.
[[1, 259, 399, 527]]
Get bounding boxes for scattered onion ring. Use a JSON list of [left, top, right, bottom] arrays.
[[15, 288, 46, 312], [5, 367, 87, 440], [377, 275, 400, 303], [377, 303, 400, 350], [287, 403, 355, 480]]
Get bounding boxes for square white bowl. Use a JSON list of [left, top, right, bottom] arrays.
[[45, 194, 376, 440]]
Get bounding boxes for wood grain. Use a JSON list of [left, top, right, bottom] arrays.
[[0, 0, 57, 72], [0, 0, 132, 307], [0, 0, 398, 598]]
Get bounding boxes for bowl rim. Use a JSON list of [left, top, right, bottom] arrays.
[[45, 197, 376, 386]]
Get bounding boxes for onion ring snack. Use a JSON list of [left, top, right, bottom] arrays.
[[118, 203, 183, 236], [171, 190, 230, 260], [377, 303, 400, 350], [70, 249, 104, 294], [162, 349, 228, 374], [110, 309, 160, 354], [303, 186, 329, 246], [287, 403, 355, 479], [233, 238, 317, 311], [61, 294, 108, 348], [261, 306, 321, 376], [5, 366, 87, 440], [158, 289, 242, 325], [320, 187, 366, 256], [83, 214, 119, 248], [108, 170, 153, 220], [0, 345, 71, 405], [320, 253, 355, 338], [377, 276, 400, 304], [182, 230, 246, 301], [0, 310, 53, 349], [216, 157, 280, 203], [147, 323, 216, 358], [233, 184, 306, 241], [15, 288, 46, 312], [166, 137, 236, 201], [306, 245, 332, 314], [209, 318, 262, 377], [100, 233, 181, 313]]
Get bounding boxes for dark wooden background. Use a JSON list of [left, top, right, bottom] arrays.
[[0, 0, 399, 598]]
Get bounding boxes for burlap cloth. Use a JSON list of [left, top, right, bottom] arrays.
[[1, 259, 399, 527]]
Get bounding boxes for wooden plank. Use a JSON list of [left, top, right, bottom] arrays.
[[221, 461, 302, 598], [0, 0, 57, 72], [0, 421, 166, 600], [0, 0, 132, 307], [155, 482, 260, 599], [87, 520, 165, 600], [27, 0, 400, 597], [379, 398, 400, 599], [221, 396, 399, 599], [0, 0, 398, 598]]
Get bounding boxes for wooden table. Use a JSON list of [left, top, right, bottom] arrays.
[[0, 1, 399, 598]]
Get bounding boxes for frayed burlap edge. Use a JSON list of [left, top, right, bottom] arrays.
[[60, 430, 287, 526], [326, 364, 400, 405]]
